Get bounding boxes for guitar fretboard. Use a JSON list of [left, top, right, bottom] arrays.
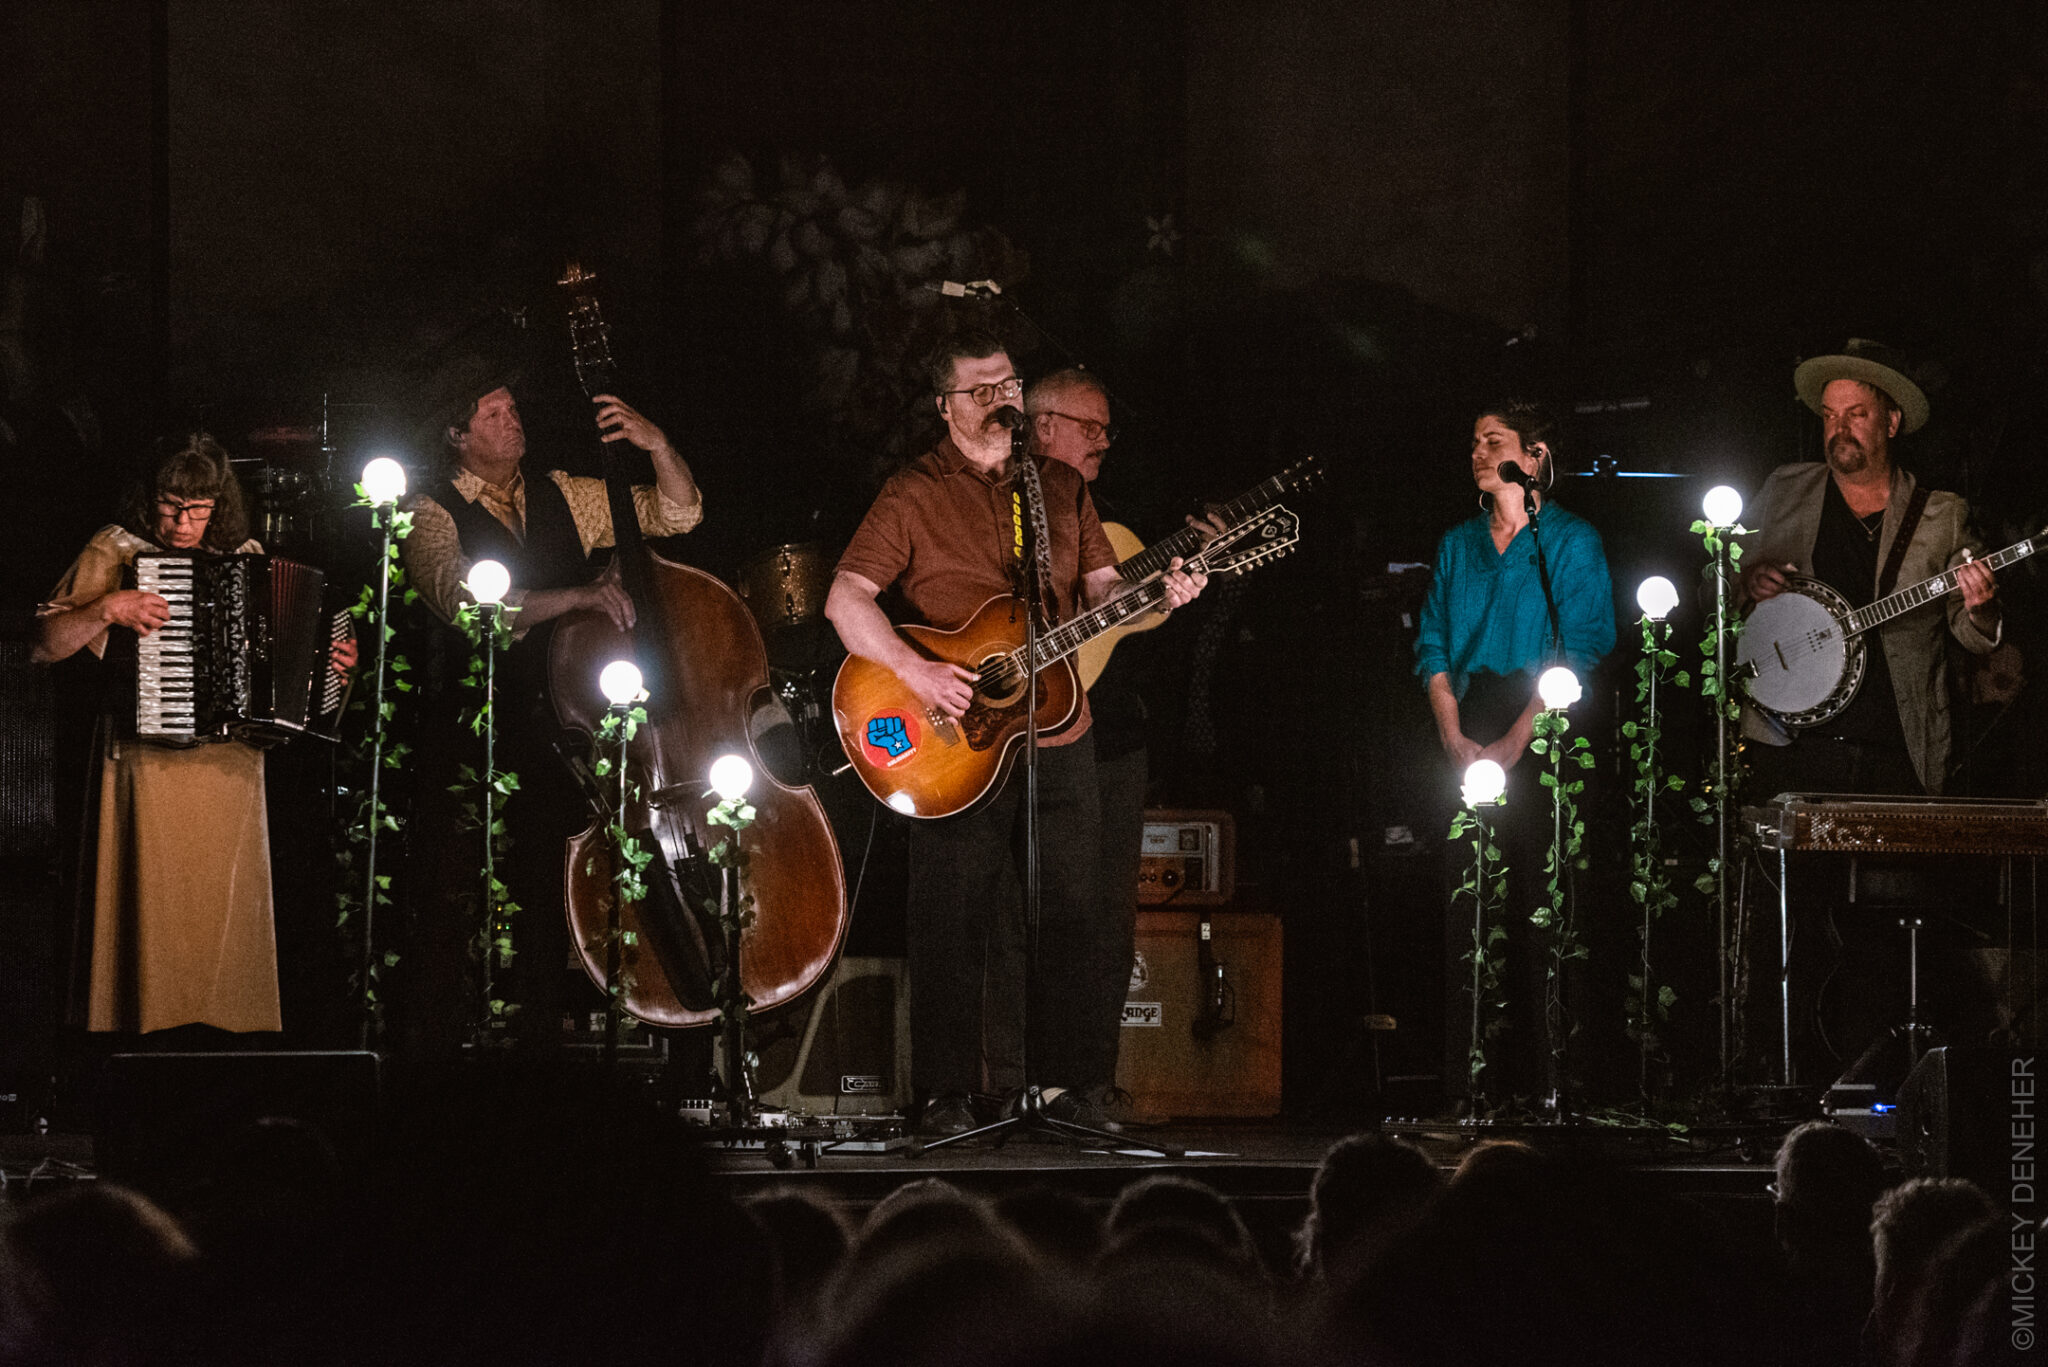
[[1843, 533, 2040, 638], [1118, 459, 1318, 582]]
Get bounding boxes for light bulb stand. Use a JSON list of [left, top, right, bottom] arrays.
[[603, 701, 631, 1066], [1544, 716, 1568, 1115], [1455, 794, 1505, 1116], [1710, 530, 1733, 1089], [357, 500, 400, 1048], [1636, 613, 1667, 1100], [477, 599, 503, 1039], [718, 857, 753, 1128]]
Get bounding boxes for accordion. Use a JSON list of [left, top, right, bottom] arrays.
[[132, 552, 348, 745]]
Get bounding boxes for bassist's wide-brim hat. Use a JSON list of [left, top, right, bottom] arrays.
[[411, 351, 526, 452], [408, 323, 535, 454], [1793, 339, 1930, 435]]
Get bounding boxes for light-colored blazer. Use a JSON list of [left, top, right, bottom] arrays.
[[1739, 462, 1999, 794]]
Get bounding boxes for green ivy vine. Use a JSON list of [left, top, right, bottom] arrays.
[[1529, 706, 1594, 1101], [1448, 800, 1510, 1098], [706, 792, 761, 1110], [334, 493, 415, 1027], [588, 703, 651, 1029], [451, 598, 521, 1029], [1622, 612, 1689, 1094]]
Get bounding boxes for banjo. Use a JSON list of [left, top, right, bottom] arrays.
[[1737, 529, 2042, 727]]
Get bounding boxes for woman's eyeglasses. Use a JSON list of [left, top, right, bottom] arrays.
[[157, 497, 217, 524]]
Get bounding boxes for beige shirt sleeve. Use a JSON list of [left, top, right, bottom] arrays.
[[38, 526, 142, 658], [549, 470, 703, 552], [398, 494, 471, 626]]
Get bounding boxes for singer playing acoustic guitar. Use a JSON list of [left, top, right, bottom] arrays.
[[824, 334, 1205, 1136]]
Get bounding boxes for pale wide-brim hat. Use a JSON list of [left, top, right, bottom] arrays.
[[1793, 339, 1930, 435]]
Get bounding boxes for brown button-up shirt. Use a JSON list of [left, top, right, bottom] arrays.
[[837, 437, 1117, 744]]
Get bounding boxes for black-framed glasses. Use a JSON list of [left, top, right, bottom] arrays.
[[156, 496, 217, 523], [939, 375, 1023, 406], [1043, 410, 1118, 444]]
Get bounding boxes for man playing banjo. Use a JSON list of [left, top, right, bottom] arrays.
[[1736, 340, 2001, 796]]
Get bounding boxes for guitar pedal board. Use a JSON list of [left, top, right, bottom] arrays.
[[1138, 810, 1235, 905]]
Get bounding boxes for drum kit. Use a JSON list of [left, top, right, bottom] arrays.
[[732, 541, 844, 784], [233, 395, 378, 558]]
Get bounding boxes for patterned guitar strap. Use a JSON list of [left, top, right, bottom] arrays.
[[1011, 450, 1060, 630]]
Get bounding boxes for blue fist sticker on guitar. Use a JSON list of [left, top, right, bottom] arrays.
[[860, 710, 921, 769], [867, 716, 910, 756]]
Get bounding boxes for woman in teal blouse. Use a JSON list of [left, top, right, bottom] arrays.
[[1415, 403, 1616, 774], [1414, 402, 1616, 1109]]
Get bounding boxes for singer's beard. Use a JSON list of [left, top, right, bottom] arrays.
[[1827, 437, 1868, 475]]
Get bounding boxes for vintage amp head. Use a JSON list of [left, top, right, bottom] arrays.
[[1138, 810, 1235, 906]]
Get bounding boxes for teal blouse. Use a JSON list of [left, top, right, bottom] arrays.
[[1413, 504, 1616, 699]]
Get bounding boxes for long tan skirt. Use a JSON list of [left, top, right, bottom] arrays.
[[88, 738, 281, 1033]]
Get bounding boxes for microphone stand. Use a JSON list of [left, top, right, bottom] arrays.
[[1519, 477, 1565, 663], [1517, 471, 1572, 1116], [920, 419, 1170, 1157]]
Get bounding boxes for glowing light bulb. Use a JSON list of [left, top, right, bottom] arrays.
[[708, 754, 754, 801], [1538, 666, 1582, 711], [466, 559, 510, 606], [360, 456, 407, 505], [1462, 759, 1507, 807], [598, 660, 644, 706], [1702, 485, 1743, 527], [1636, 575, 1679, 621]]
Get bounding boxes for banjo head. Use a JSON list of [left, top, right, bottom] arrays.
[[1736, 576, 1866, 725]]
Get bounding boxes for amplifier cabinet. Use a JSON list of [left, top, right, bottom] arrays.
[[1116, 910, 1282, 1117], [755, 956, 910, 1115]]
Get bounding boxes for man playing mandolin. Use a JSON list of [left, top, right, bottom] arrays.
[[1737, 340, 1999, 796], [825, 334, 1206, 1136]]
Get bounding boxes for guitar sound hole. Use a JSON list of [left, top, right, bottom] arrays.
[[975, 657, 1026, 707]]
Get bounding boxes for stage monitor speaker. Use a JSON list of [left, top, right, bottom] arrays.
[[97, 1050, 381, 1197], [754, 956, 909, 1115], [1117, 911, 1282, 1117], [1897, 1045, 2018, 1194]]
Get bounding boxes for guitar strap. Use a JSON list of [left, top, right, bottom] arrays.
[[1012, 452, 1060, 626], [1877, 485, 1930, 599]]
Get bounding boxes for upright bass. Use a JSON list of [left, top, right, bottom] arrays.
[[547, 264, 846, 1027]]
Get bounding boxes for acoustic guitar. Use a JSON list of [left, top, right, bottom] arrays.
[[834, 507, 1300, 818], [1077, 455, 1324, 688]]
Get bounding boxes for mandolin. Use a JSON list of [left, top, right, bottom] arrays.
[[1077, 455, 1323, 688], [833, 507, 1300, 818]]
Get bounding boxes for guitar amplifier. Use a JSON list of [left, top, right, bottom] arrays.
[[1138, 810, 1235, 906], [1116, 910, 1282, 1117]]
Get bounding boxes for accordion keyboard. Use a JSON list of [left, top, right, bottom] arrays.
[[135, 555, 201, 741]]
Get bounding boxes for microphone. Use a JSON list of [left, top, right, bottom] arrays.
[[1496, 459, 1539, 488], [992, 405, 1027, 431]]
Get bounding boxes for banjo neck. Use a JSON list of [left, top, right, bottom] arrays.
[[1841, 530, 2043, 639]]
